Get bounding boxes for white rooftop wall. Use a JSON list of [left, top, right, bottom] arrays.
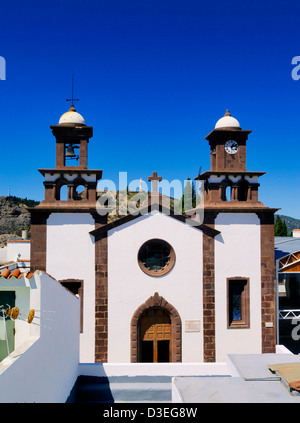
[[0, 271, 80, 403]]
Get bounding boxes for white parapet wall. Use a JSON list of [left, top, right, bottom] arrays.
[[79, 362, 230, 377], [0, 271, 80, 403]]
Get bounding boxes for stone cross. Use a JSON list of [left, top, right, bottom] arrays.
[[148, 171, 162, 193]]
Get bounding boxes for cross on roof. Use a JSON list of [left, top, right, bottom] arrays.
[[148, 171, 162, 193], [66, 74, 79, 105]]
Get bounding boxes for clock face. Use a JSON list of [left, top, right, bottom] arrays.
[[225, 140, 239, 155]]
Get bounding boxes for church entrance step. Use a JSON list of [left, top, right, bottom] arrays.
[[70, 375, 172, 403]]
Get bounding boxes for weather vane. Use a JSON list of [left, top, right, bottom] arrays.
[[66, 73, 79, 106]]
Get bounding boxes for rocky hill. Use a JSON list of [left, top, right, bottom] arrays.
[[0, 196, 39, 245]]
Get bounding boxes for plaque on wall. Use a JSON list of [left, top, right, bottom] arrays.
[[185, 320, 201, 332]]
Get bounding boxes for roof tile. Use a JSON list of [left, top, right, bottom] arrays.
[[0, 269, 34, 279]]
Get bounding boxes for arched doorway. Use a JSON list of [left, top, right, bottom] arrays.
[[131, 292, 182, 363], [139, 309, 171, 363]]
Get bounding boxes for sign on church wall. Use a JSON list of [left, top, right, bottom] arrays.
[[185, 320, 201, 332]]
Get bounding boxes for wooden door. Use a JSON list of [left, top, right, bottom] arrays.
[[139, 309, 171, 362]]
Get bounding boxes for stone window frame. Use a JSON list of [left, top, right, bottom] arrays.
[[227, 277, 250, 329], [131, 292, 182, 363], [137, 238, 176, 277], [59, 279, 84, 333]]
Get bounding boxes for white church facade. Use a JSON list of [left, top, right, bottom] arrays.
[[29, 106, 277, 364]]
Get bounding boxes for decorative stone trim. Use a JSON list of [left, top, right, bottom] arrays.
[[30, 211, 51, 273], [131, 292, 182, 363], [257, 211, 276, 353], [94, 213, 109, 363], [202, 211, 216, 362]]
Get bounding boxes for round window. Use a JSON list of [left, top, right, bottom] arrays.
[[138, 239, 175, 277]]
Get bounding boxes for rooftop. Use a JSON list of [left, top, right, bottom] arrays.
[[173, 353, 300, 403], [275, 236, 300, 260]]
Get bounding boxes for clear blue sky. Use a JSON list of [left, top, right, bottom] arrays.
[[1, 0, 300, 217]]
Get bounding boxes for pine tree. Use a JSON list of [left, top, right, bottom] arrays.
[[282, 220, 288, 236], [274, 215, 283, 236], [274, 215, 288, 236], [178, 177, 197, 215]]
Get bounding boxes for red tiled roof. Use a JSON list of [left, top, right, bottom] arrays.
[[0, 269, 34, 279], [7, 240, 30, 243]]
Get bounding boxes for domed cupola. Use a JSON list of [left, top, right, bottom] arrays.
[[58, 104, 86, 126], [215, 109, 241, 130]]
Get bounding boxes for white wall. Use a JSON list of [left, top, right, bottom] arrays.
[[108, 211, 203, 363], [0, 271, 79, 403], [6, 241, 30, 262], [214, 213, 262, 361], [79, 362, 230, 377], [0, 247, 7, 262], [46, 213, 95, 363]]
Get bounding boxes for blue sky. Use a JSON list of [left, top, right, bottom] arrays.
[[1, 0, 300, 217]]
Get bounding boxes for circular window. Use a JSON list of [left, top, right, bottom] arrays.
[[138, 239, 175, 277]]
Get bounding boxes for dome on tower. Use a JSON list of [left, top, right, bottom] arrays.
[[58, 104, 86, 126], [215, 110, 240, 129]]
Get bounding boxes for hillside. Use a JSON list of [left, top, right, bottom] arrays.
[[0, 195, 299, 245], [277, 214, 300, 236], [0, 196, 39, 245]]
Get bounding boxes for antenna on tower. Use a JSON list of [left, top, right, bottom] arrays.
[[66, 73, 79, 106]]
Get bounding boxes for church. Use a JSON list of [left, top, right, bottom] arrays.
[[29, 105, 277, 364]]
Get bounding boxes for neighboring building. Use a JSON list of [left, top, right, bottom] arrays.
[[0, 235, 31, 277], [275, 236, 300, 353], [28, 106, 277, 364]]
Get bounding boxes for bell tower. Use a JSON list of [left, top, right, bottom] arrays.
[[37, 104, 102, 204], [52, 104, 92, 170], [195, 110, 277, 362], [208, 110, 250, 173], [29, 103, 105, 273], [196, 110, 265, 205]]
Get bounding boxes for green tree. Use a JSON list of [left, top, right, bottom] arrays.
[[282, 220, 288, 236], [274, 215, 287, 236], [177, 177, 196, 215]]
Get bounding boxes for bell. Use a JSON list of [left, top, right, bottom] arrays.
[[66, 144, 76, 158]]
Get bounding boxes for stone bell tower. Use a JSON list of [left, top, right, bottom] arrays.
[[195, 110, 277, 361], [29, 103, 104, 272], [39, 104, 102, 204], [29, 102, 109, 363], [197, 110, 266, 205]]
